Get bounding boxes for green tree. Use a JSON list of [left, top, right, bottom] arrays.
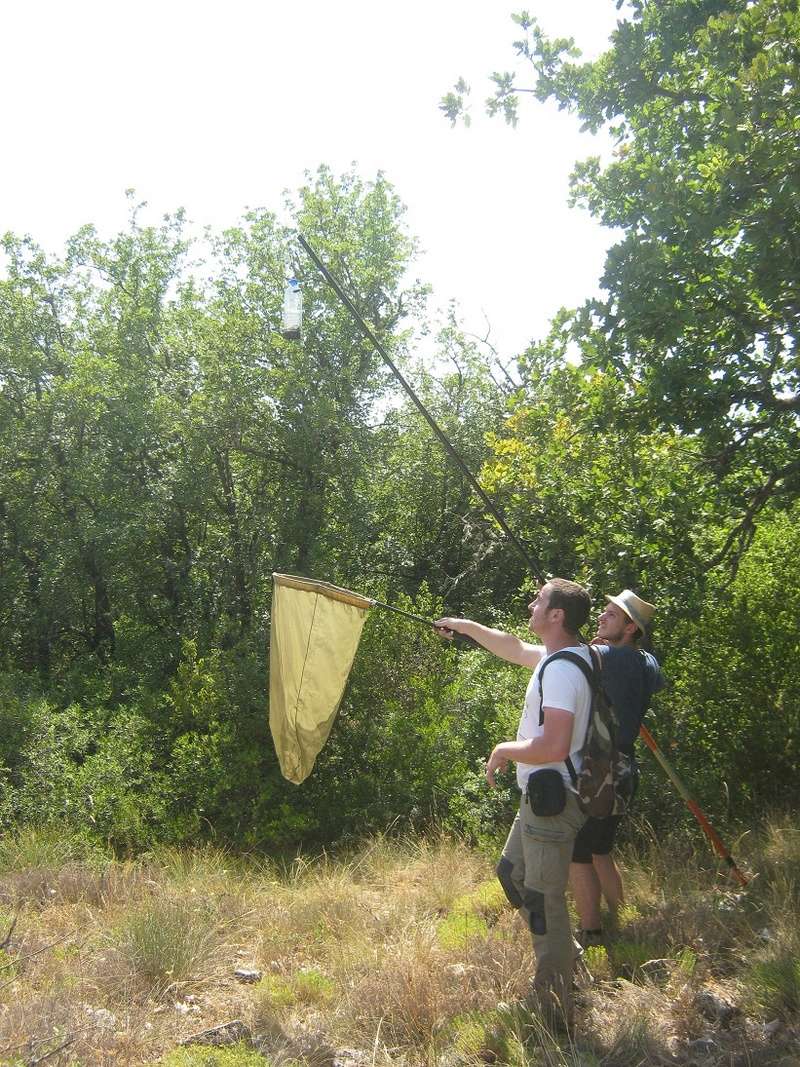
[[477, 322, 715, 611], [204, 166, 426, 595], [444, 0, 800, 569], [641, 502, 800, 818], [3, 169, 506, 849], [0, 204, 192, 675], [364, 318, 525, 615], [0, 170, 427, 679]]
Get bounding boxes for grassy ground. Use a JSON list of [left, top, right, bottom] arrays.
[[0, 816, 798, 1066]]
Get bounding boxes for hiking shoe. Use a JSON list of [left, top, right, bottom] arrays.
[[576, 927, 604, 948], [524, 986, 576, 1038]]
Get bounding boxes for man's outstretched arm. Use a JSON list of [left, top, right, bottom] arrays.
[[434, 616, 544, 668]]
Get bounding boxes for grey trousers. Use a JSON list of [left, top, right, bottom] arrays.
[[497, 788, 586, 1021]]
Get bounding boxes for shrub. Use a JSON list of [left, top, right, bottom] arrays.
[[108, 895, 221, 996]]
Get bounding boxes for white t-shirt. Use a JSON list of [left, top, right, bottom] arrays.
[[515, 644, 593, 791]]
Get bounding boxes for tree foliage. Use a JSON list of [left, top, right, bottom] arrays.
[[480, 324, 716, 610], [1, 113, 799, 851], [444, 0, 800, 569], [0, 171, 515, 850]]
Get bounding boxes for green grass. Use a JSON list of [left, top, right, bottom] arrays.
[[607, 937, 662, 977], [584, 944, 611, 980], [746, 952, 800, 1018], [437, 909, 489, 950], [0, 819, 798, 1066], [0, 945, 18, 979], [157, 1044, 274, 1067], [0, 825, 108, 871], [292, 967, 336, 1003], [452, 878, 508, 918], [436, 877, 506, 948], [110, 895, 221, 995]]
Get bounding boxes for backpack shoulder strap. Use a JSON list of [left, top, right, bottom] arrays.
[[537, 649, 597, 726], [537, 648, 599, 788]]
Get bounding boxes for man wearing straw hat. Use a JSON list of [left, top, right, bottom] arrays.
[[569, 589, 664, 946]]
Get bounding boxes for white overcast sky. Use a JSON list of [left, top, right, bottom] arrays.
[[1, 1, 623, 360]]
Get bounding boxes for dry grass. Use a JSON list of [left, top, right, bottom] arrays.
[[0, 820, 798, 1066]]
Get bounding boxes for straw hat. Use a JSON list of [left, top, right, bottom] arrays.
[[605, 589, 656, 633]]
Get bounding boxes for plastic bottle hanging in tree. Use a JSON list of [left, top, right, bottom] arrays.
[[281, 278, 302, 339]]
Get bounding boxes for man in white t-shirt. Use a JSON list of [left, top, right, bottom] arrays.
[[436, 578, 592, 1031]]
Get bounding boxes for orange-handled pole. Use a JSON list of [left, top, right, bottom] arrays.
[[639, 724, 748, 887]]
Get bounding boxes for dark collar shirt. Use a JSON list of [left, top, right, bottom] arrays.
[[595, 644, 664, 754]]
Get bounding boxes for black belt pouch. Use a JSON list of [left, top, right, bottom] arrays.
[[527, 769, 566, 816]]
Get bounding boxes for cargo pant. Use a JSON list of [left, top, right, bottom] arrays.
[[496, 788, 586, 1026]]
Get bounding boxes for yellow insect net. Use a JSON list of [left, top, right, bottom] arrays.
[[269, 573, 373, 784]]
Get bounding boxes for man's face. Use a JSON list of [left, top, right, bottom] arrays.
[[596, 602, 634, 645], [528, 583, 554, 636]]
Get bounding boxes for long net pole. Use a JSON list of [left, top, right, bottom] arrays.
[[370, 598, 479, 648], [639, 724, 748, 886], [297, 234, 545, 583]]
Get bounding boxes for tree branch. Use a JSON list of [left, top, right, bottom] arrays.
[[704, 456, 800, 571]]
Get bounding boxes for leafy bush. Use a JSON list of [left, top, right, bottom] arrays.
[[1, 504, 797, 854], [650, 506, 800, 822]]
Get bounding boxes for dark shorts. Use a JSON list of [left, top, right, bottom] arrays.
[[571, 764, 639, 863], [571, 814, 623, 863]]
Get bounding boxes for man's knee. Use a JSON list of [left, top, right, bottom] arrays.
[[497, 856, 548, 933], [523, 888, 547, 935], [496, 856, 524, 909]]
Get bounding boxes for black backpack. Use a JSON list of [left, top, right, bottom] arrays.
[[538, 646, 633, 818]]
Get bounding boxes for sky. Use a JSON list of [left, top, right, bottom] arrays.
[[1, 1, 623, 362]]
